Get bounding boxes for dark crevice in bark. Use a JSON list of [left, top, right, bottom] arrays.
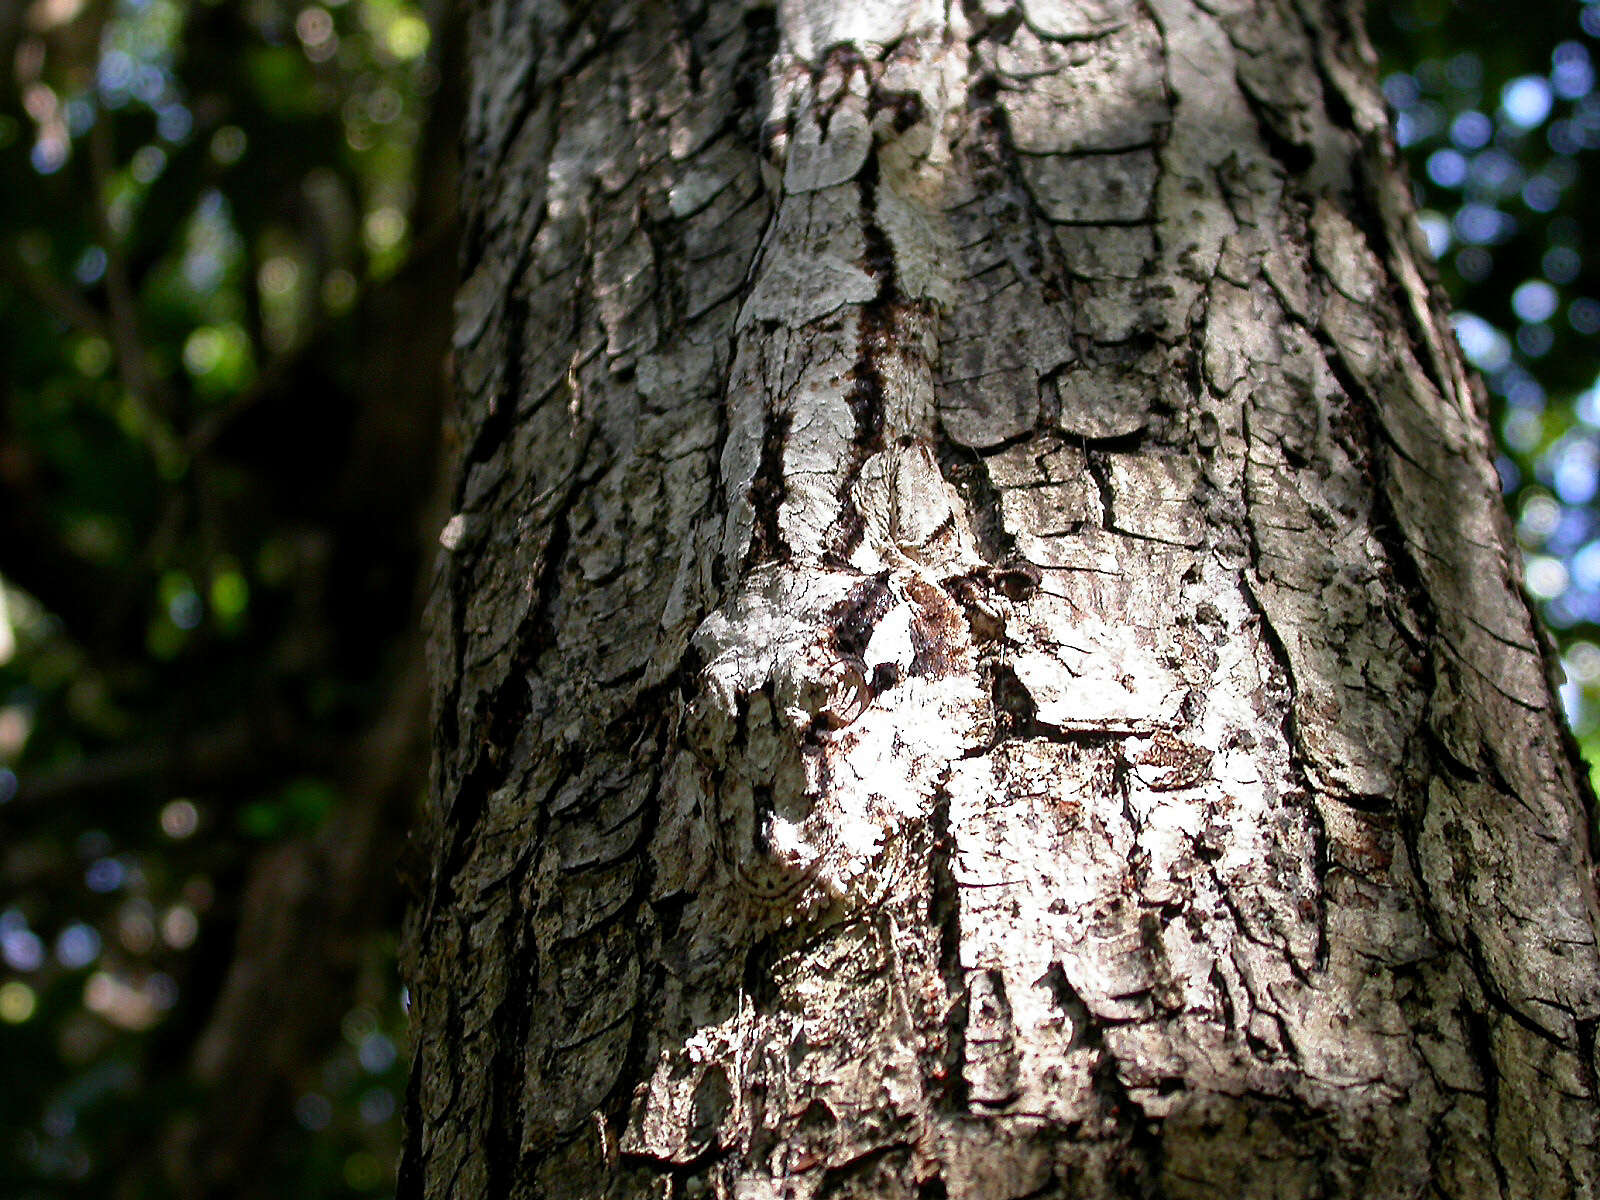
[[1207, 962, 1236, 1030], [745, 407, 794, 568], [1460, 1000, 1513, 1197], [706, 6, 784, 581], [460, 286, 529, 481], [989, 660, 1042, 742], [485, 854, 540, 1199], [396, 1019, 427, 1200], [434, 476, 580, 910], [867, 84, 927, 135], [1050, 958, 1162, 1197], [618, 1144, 728, 1185], [669, 0, 708, 93], [817, 1143, 914, 1199], [1086, 452, 1116, 531], [827, 572, 898, 659], [1415, 722, 1479, 785], [1042, 961, 1098, 1051], [1579, 1016, 1600, 1106], [1091, 1045, 1163, 1200], [1049, 216, 1163, 231], [742, 933, 782, 1013], [1236, 81, 1315, 177], [499, 17, 616, 166], [1301, 796, 1331, 972], [935, 438, 1013, 564], [1065, 426, 1150, 455], [1014, 140, 1161, 161], [825, 154, 899, 564], [638, 195, 686, 340], [598, 707, 684, 1144], [964, 6, 1023, 46], [929, 774, 968, 1112]]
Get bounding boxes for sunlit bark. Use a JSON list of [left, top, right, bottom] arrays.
[[405, 2, 1600, 1196]]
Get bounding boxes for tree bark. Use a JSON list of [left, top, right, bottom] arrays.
[[404, 1, 1600, 1196]]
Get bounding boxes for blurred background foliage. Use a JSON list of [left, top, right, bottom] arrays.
[[0, 0, 458, 1194], [0, 0, 1595, 1197]]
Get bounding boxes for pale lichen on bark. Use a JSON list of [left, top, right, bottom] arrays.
[[404, 1, 1600, 1197]]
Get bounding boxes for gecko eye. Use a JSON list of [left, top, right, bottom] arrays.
[[993, 563, 1042, 601]]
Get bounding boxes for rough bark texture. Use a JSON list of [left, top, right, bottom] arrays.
[[404, 1, 1600, 1196]]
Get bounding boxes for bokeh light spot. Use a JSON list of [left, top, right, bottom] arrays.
[[159, 799, 199, 838], [1426, 147, 1467, 187], [385, 14, 429, 59], [344, 1151, 385, 1190], [74, 245, 107, 285], [259, 256, 300, 297], [1520, 490, 1562, 540], [1555, 437, 1600, 504], [1517, 323, 1555, 358], [161, 906, 197, 950], [0, 981, 37, 1024], [1453, 312, 1512, 370], [210, 125, 246, 165], [1569, 640, 1600, 684], [130, 144, 167, 184], [1513, 279, 1560, 323], [1503, 409, 1543, 454], [296, 6, 334, 47], [1571, 298, 1600, 335], [358, 1032, 396, 1073], [72, 337, 112, 378], [3, 927, 45, 972], [85, 857, 126, 894], [362, 207, 406, 254], [1543, 245, 1582, 284], [157, 105, 193, 146], [1552, 42, 1595, 100], [1522, 175, 1561, 212], [1454, 203, 1513, 245], [1574, 544, 1600, 591], [1450, 109, 1493, 149], [210, 571, 249, 621], [1501, 75, 1554, 128], [117, 904, 156, 955], [1527, 555, 1571, 600], [55, 924, 101, 969], [183, 328, 226, 376], [1417, 210, 1452, 258]]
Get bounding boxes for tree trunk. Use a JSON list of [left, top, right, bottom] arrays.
[[403, 1, 1600, 1196]]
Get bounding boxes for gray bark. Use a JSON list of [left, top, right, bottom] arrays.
[[402, 1, 1600, 1196]]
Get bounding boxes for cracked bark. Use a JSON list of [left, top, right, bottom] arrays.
[[403, 1, 1600, 1196]]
